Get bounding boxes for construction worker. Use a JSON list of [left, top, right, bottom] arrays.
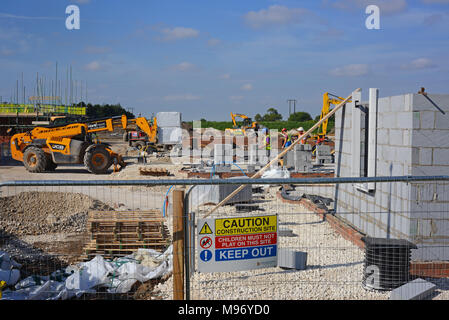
[[260, 128, 271, 158], [296, 127, 306, 144], [281, 128, 292, 149]]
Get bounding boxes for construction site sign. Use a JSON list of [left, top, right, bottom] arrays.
[[197, 215, 278, 273]]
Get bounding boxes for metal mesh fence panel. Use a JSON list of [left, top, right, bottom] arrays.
[[185, 177, 449, 300], [1, 177, 449, 300], [0, 181, 174, 300]]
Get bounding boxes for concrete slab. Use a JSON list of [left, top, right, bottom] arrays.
[[389, 278, 437, 300]]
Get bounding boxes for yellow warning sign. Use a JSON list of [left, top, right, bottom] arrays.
[[199, 222, 213, 234], [215, 215, 277, 236]]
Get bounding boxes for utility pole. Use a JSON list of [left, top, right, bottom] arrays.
[[287, 99, 297, 116]]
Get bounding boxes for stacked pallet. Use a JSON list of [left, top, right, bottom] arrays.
[[81, 210, 171, 260]]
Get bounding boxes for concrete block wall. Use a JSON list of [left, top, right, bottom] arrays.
[[334, 90, 449, 261], [410, 94, 449, 176], [214, 144, 233, 164]]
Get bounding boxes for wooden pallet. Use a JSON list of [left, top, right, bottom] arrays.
[[81, 210, 171, 260]]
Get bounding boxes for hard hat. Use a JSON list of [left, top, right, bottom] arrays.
[[297, 127, 304, 132], [262, 128, 268, 134]]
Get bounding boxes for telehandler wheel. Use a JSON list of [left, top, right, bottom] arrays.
[[23, 147, 47, 173], [84, 146, 112, 174], [45, 155, 58, 171]]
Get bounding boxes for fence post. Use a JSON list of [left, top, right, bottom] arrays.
[[173, 189, 185, 300]]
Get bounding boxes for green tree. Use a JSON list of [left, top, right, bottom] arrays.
[[85, 103, 135, 119], [254, 113, 263, 122], [262, 107, 282, 121], [288, 112, 312, 122]]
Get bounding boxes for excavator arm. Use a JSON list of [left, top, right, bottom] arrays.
[[230, 112, 251, 128], [317, 92, 351, 138], [128, 116, 158, 144]]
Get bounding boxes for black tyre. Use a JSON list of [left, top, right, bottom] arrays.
[[84, 146, 112, 174], [45, 155, 58, 171], [23, 147, 47, 173]]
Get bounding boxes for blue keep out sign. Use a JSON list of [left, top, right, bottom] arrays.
[[200, 250, 213, 262], [216, 245, 276, 261], [197, 216, 278, 273]]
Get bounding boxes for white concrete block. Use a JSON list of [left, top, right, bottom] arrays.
[[419, 147, 433, 165], [435, 113, 449, 130], [390, 95, 406, 112], [396, 112, 412, 129], [420, 111, 436, 129], [156, 112, 181, 127], [390, 129, 404, 146], [390, 278, 437, 300], [158, 127, 182, 144], [278, 249, 307, 270], [432, 148, 449, 165]]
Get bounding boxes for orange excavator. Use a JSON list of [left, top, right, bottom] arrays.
[[311, 92, 351, 144], [225, 112, 259, 136], [10, 115, 156, 174]]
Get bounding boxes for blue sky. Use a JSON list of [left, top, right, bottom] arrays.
[[0, 0, 448, 120]]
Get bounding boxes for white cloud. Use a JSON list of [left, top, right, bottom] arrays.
[[328, 0, 407, 15], [0, 12, 62, 20], [84, 61, 101, 71], [241, 83, 253, 91], [160, 27, 199, 41], [208, 38, 221, 46], [230, 95, 244, 102], [220, 73, 231, 80], [163, 94, 201, 101], [330, 64, 369, 76], [401, 58, 436, 70], [244, 5, 308, 29], [170, 62, 196, 72]]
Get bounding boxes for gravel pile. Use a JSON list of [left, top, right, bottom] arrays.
[[0, 191, 112, 236]]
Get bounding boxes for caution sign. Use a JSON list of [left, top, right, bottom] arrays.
[[197, 214, 278, 273], [199, 222, 213, 235], [215, 216, 277, 236]]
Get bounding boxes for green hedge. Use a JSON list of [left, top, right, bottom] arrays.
[[186, 119, 334, 134]]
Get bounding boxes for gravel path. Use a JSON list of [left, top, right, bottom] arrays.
[[155, 187, 392, 300]]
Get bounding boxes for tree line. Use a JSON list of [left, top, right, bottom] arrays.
[[74, 102, 135, 119]]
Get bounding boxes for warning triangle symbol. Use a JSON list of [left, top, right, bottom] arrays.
[[199, 222, 213, 235]]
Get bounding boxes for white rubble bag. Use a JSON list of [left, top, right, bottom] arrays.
[[1, 245, 173, 300], [261, 166, 291, 179], [0, 251, 21, 286]]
